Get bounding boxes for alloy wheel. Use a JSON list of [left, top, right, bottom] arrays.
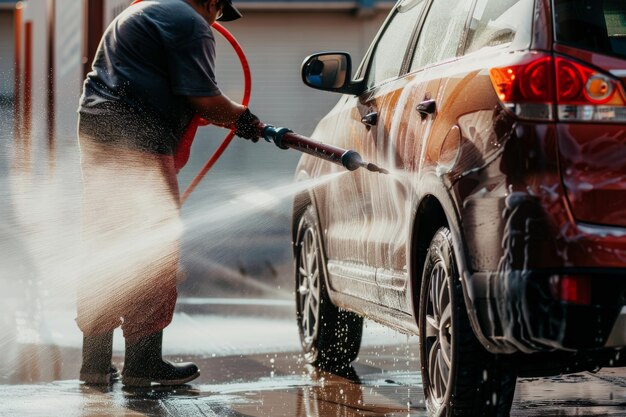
[[424, 260, 453, 405]]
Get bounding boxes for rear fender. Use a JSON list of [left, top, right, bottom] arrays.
[[409, 174, 493, 349]]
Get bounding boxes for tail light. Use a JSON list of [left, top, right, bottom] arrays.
[[489, 54, 626, 122], [549, 275, 592, 305]]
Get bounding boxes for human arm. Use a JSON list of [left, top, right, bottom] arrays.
[[187, 94, 245, 127], [187, 94, 260, 140]]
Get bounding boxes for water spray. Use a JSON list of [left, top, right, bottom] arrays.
[[257, 123, 389, 174]]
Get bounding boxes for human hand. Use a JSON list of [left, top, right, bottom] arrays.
[[235, 108, 260, 141]]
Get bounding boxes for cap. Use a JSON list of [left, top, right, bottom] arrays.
[[217, 0, 242, 21]]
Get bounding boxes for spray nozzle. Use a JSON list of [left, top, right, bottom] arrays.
[[365, 163, 390, 175], [341, 151, 389, 174]]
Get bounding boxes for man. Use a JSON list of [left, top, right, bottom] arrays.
[[77, 0, 259, 386]]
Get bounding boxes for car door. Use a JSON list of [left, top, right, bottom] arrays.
[[321, 0, 427, 304], [370, 0, 474, 312]]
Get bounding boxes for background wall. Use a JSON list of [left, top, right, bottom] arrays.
[[54, 0, 84, 138]]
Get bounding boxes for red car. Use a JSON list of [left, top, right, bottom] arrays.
[[292, 0, 626, 415]]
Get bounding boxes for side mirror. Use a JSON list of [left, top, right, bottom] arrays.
[[301, 52, 364, 95]]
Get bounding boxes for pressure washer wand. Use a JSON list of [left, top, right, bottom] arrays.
[[256, 123, 388, 174]]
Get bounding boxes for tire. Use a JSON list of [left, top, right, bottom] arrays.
[[295, 205, 363, 373], [418, 227, 516, 417]]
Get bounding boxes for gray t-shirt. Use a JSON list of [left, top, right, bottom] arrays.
[[79, 0, 220, 154]]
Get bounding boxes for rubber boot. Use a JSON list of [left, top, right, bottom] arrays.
[[122, 331, 199, 387], [80, 332, 119, 385]]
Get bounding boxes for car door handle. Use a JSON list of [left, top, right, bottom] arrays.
[[416, 99, 436, 119], [361, 112, 378, 127]]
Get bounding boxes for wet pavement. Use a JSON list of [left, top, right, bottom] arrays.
[[2, 298, 626, 417]]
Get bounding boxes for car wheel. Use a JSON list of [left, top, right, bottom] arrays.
[[295, 205, 363, 373], [419, 227, 516, 417]]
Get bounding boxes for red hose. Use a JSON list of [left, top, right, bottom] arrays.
[[180, 23, 252, 204]]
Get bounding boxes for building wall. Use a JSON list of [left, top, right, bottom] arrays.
[[0, 11, 14, 99], [54, 0, 84, 139], [217, 11, 385, 134]]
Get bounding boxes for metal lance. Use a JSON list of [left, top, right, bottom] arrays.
[[258, 123, 389, 174]]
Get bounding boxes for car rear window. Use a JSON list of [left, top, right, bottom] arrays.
[[465, 0, 535, 54], [554, 0, 626, 59]]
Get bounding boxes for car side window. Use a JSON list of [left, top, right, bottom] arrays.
[[465, 0, 534, 54], [366, 0, 425, 89], [410, 0, 473, 71]]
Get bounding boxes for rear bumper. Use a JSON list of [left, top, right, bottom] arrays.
[[463, 192, 626, 354], [471, 269, 626, 354]]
